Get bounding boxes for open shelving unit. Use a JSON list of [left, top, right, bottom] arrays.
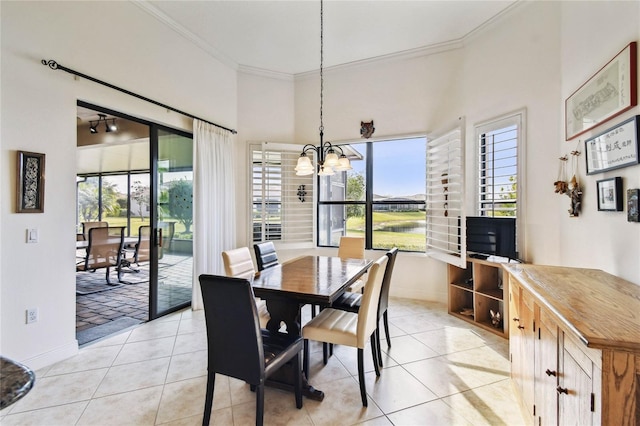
[[448, 257, 509, 338]]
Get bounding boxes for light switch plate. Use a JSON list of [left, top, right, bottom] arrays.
[[27, 228, 38, 243]]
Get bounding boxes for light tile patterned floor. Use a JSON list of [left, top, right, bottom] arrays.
[[1, 299, 526, 425]]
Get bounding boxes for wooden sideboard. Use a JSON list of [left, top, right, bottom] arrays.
[[503, 264, 640, 426]]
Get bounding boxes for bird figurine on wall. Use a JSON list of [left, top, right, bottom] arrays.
[[360, 121, 375, 139]]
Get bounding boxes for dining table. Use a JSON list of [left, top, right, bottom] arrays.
[[250, 255, 372, 401]]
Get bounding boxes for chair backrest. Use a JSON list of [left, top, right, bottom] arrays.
[[199, 274, 264, 384], [356, 255, 388, 348], [84, 226, 124, 269], [378, 248, 399, 315], [82, 221, 108, 240], [253, 242, 279, 271], [337, 236, 365, 259], [135, 225, 152, 263], [222, 247, 255, 279], [158, 221, 175, 254]]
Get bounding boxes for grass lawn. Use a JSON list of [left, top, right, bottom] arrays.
[[346, 211, 426, 251]]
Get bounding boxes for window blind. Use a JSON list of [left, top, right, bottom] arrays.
[[251, 143, 314, 244], [478, 123, 518, 217], [426, 126, 466, 268]]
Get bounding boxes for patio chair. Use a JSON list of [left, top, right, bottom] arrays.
[[76, 226, 125, 285], [119, 225, 151, 278], [199, 274, 303, 426], [82, 221, 108, 241], [158, 221, 175, 259]]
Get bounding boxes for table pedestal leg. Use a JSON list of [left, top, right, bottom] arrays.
[[263, 298, 325, 401]]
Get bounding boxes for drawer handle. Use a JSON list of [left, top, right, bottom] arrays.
[[517, 325, 525, 330], [545, 369, 557, 377], [512, 317, 520, 322], [556, 386, 568, 395]]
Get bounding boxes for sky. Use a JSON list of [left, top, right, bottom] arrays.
[[347, 137, 427, 197]]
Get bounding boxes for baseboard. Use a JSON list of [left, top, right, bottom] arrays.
[[22, 340, 79, 370], [391, 286, 447, 304]]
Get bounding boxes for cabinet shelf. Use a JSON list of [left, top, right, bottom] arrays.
[[447, 258, 509, 338]]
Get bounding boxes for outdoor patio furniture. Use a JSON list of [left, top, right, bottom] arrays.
[[76, 226, 125, 285]]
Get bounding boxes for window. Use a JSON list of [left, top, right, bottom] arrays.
[[318, 137, 426, 252], [251, 143, 314, 244], [475, 112, 523, 218], [76, 172, 151, 236]]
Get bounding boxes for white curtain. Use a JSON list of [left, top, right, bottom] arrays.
[[192, 119, 236, 310]]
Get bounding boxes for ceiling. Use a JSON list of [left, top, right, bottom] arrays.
[[78, 0, 519, 173], [141, 0, 519, 76]]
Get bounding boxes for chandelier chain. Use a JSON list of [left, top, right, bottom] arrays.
[[319, 0, 324, 135]]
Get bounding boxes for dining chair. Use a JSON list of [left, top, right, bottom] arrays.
[[338, 236, 366, 293], [76, 226, 125, 285], [222, 247, 270, 324], [119, 225, 151, 278], [302, 254, 388, 407], [253, 241, 279, 271], [332, 247, 398, 367], [222, 247, 255, 279], [199, 274, 303, 426]]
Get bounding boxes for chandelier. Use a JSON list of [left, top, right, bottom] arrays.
[[295, 0, 352, 177]]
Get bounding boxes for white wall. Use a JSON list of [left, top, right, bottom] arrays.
[[558, 1, 640, 283], [1, 1, 237, 367], [236, 71, 296, 245]]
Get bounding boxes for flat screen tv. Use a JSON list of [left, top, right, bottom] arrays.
[[466, 216, 517, 260]]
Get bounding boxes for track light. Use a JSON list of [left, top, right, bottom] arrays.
[[89, 113, 117, 134]]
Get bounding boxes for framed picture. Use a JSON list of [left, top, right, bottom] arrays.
[[596, 177, 623, 211], [585, 115, 639, 174], [628, 189, 639, 222], [16, 151, 45, 213], [565, 41, 637, 140]]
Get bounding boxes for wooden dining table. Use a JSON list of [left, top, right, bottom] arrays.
[[250, 255, 372, 400]]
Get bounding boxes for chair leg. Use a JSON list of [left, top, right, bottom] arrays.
[[323, 342, 328, 365], [303, 339, 310, 378], [293, 351, 303, 409], [375, 326, 383, 368], [202, 372, 215, 426], [357, 348, 368, 407], [311, 304, 317, 318], [105, 267, 113, 285], [370, 334, 380, 377], [384, 311, 391, 348], [256, 383, 265, 426]]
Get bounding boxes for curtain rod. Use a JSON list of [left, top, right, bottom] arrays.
[[41, 59, 237, 134]]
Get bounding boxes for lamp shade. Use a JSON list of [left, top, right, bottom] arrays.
[[295, 154, 314, 176], [324, 149, 339, 167], [334, 155, 352, 171], [318, 165, 334, 176]]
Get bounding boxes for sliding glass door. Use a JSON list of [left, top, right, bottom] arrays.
[[150, 126, 194, 318]]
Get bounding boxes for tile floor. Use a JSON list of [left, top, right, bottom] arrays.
[[1, 298, 526, 425]]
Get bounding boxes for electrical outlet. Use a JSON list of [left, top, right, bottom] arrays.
[[26, 308, 38, 324]]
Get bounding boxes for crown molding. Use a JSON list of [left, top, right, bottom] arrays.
[[238, 65, 294, 81], [294, 39, 464, 81], [134, 0, 527, 80], [132, 0, 239, 71]]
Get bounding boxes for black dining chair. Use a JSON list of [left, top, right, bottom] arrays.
[[253, 241, 279, 271], [199, 274, 303, 426], [332, 247, 398, 367]]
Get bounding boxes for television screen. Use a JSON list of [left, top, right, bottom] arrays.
[[466, 216, 517, 260]]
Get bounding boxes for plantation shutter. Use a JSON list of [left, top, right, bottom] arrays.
[[426, 125, 466, 268], [476, 115, 520, 217], [251, 142, 314, 244]]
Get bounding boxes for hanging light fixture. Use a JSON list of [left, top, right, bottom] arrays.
[[295, 0, 352, 177], [88, 113, 117, 134]]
